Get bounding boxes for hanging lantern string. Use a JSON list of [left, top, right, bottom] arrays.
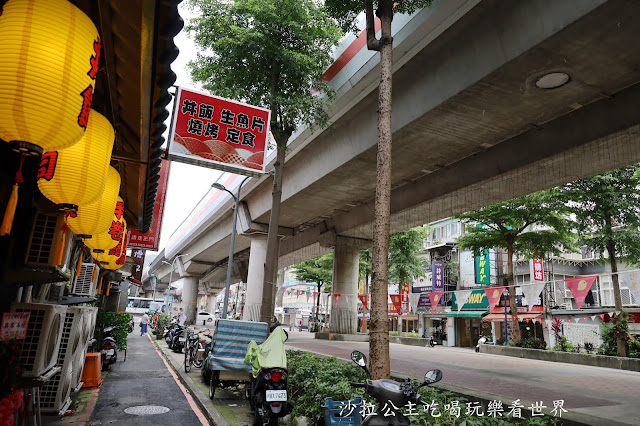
[[55, 217, 70, 266], [97, 271, 103, 294], [0, 154, 26, 236], [76, 243, 84, 277]]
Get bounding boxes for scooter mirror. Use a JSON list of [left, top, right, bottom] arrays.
[[351, 350, 367, 367], [423, 369, 442, 385]]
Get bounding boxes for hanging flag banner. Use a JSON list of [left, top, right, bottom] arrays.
[[313, 291, 319, 299], [564, 275, 597, 309], [428, 292, 444, 314], [167, 87, 271, 177], [484, 286, 506, 312], [453, 290, 472, 313], [432, 261, 444, 292], [333, 293, 342, 307], [520, 282, 546, 311], [390, 294, 404, 315], [619, 271, 640, 304], [127, 159, 171, 250], [358, 294, 370, 309], [408, 293, 421, 313], [530, 259, 544, 282], [296, 289, 301, 298], [475, 249, 490, 284]]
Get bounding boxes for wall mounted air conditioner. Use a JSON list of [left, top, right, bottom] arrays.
[[10, 303, 66, 378], [24, 213, 70, 268], [69, 306, 97, 389], [71, 263, 97, 297], [39, 307, 86, 414]]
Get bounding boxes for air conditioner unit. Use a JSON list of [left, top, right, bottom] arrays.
[[69, 306, 97, 389], [10, 303, 66, 378], [24, 213, 70, 268], [71, 263, 97, 297], [39, 307, 86, 414]]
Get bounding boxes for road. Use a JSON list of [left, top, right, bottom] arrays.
[[286, 330, 640, 426]]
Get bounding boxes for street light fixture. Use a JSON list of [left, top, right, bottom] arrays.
[[162, 254, 190, 303], [212, 176, 251, 319]]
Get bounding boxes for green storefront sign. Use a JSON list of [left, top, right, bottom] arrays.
[[475, 249, 490, 284], [451, 289, 489, 310]]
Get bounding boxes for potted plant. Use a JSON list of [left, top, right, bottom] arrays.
[[155, 314, 170, 340]]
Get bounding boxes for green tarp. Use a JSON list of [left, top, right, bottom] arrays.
[[244, 326, 288, 377]]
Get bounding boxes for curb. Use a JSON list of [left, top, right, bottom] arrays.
[[153, 338, 231, 426]]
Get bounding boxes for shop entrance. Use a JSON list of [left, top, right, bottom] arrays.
[[457, 317, 482, 347]]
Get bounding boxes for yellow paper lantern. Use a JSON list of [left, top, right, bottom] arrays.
[[37, 110, 114, 211], [0, 0, 101, 155], [67, 166, 120, 238], [96, 227, 127, 271], [84, 198, 125, 254]]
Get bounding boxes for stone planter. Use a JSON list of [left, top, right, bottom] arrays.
[[481, 344, 640, 372]]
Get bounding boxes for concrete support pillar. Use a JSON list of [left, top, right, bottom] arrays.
[[243, 235, 268, 321], [181, 277, 200, 325], [330, 244, 360, 334], [144, 291, 153, 298]]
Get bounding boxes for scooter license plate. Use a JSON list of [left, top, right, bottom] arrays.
[[265, 390, 287, 402], [179, 337, 186, 342], [105, 349, 115, 356]]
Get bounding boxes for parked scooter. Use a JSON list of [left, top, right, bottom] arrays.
[[476, 335, 488, 352], [245, 326, 294, 426], [101, 326, 118, 371], [349, 350, 442, 425], [165, 321, 185, 350], [429, 336, 436, 347]]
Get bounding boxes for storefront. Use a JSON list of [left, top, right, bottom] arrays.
[[447, 289, 489, 347], [483, 292, 545, 343]]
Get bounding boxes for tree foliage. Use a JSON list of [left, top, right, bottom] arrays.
[[388, 227, 428, 286], [559, 164, 640, 357], [186, 0, 342, 142], [455, 189, 574, 341], [293, 253, 334, 288]]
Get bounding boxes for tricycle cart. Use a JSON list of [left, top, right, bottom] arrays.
[[203, 319, 269, 399]]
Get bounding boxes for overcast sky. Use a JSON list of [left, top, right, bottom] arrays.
[[154, 4, 222, 255]]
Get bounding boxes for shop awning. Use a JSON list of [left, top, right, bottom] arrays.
[[482, 313, 542, 322], [445, 310, 487, 318]]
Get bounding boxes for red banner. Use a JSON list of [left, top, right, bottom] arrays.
[[313, 292, 319, 299], [390, 294, 404, 315], [564, 275, 597, 309], [167, 87, 271, 177], [532, 259, 544, 281], [296, 289, 301, 298], [127, 159, 171, 250], [428, 292, 444, 314], [1, 312, 30, 340], [484, 286, 506, 312], [333, 293, 341, 306], [358, 294, 370, 309]]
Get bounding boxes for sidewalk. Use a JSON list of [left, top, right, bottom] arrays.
[[86, 331, 209, 426], [152, 332, 255, 426]]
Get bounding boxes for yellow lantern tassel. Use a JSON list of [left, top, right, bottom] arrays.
[[106, 282, 111, 296], [76, 245, 84, 277], [91, 263, 98, 283], [97, 273, 103, 294], [0, 155, 26, 236], [55, 228, 66, 266]]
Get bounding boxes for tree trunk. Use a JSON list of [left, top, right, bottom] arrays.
[[260, 143, 285, 325], [606, 238, 626, 357], [369, 2, 394, 381], [506, 243, 521, 342]]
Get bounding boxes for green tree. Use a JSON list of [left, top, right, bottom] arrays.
[[455, 190, 574, 342], [186, 0, 342, 324], [324, 0, 433, 380], [293, 253, 334, 329], [388, 227, 428, 287], [560, 165, 640, 357]]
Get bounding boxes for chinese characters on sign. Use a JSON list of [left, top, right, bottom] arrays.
[[167, 87, 271, 177], [432, 261, 444, 291], [1, 312, 30, 341], [127, 159, 171, 251], [532, 259, 544, 281], [338, 399, 568, 419], [131, 249, 145, 282]]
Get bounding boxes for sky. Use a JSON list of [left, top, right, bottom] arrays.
[[154, 4, 221, 255]]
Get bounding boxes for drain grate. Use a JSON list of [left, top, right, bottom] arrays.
[[124, 405, 170, 415]]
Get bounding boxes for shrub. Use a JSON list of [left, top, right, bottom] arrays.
[[93, 311, 132, 352], [516, 337, 546, 350], [389, 331, 399, 336], [583, 341, 595, 354], [155, 314, 171, 335], [598, 311, 630, 357], [554, 335, 573, 352]]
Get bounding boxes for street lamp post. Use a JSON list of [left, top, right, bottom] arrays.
[[212, 176, 250, 320], [162, 253, 190, 302]]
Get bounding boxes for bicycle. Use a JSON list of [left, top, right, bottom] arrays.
[[185, 328, 211, 372]]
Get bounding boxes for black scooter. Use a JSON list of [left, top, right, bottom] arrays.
[[349, 350, 442, 425], [101, 326, 118, 371]]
